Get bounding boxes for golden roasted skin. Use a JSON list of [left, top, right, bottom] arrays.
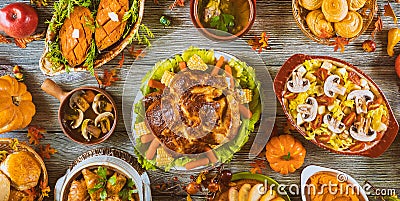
[[145, 70, 240, 155], [59, 6, 94, 67], [0, 151, 41, 191], [82, 169, 101, 201], [68, 179, 88, 201], [95, 0, 129, 51]]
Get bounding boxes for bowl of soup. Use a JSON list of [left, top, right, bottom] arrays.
[[190, 0, 256, 40]]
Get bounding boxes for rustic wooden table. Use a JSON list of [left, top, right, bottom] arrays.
[[1, 0, 399, 200]]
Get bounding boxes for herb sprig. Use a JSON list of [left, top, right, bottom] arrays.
[[118, 178, 138, 201], [210, 14, 235, 32], [88, 167, 117, 201]]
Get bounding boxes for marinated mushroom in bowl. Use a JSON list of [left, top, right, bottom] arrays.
[[63, 90, 115, 142]]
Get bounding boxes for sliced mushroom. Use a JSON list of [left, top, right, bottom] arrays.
[[92, 94, 113, 115], [346, 90, 374, 114], [349, 116, 377, 142], [323, 114, 346, 133], [296, 97, 318, 124], [287, 68, 310, 93], [69, 91, 90, 112], [95, 112, 114, 134], [81, 119, 102, 141], [71, 109, 84, 129], [324, 75, 346, 97]]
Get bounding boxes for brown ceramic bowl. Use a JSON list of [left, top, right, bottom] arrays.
[[0, 138, 48, 201], [41, 79, 117, 145], [292, 0, 377, 45], [274, 54, 399, 158], [190, 0, 256, 41]]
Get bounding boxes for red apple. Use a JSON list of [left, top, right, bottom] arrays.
[[0, 3, 38, 38]]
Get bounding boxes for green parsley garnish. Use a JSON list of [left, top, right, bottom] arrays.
[[210, 14, 235, 32], [118, 178, 138, 201]]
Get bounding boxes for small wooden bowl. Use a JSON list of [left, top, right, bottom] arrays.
[[292, 0, 377, 45], [41, 79, 117, 145], [0, 138, 48, 201], [190, 0, 256, 41]]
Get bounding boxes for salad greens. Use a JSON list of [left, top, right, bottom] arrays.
[[210, 14, 235, 32], [134, 46, 262, 170]]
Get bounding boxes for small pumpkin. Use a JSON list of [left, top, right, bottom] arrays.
[[0, 75, 35, 134], [265, 134, 306, 175]]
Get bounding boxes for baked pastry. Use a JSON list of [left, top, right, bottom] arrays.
[[68, 179, 88, 201], [0, 151, 41, 191], [0, 172, 10, 201], [299, 0, 323, 10], [334, 11, 363, 38], [322, 0, 348, 22], [306, 10, 335, 38], [95, 0, 129, 50], [347, 0, 367, 11], [8, 189, 28, 201], [59, 6, 94, 67]]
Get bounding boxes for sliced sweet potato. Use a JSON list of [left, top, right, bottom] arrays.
[[59, 6, 94, 67], [95, 0, 129, 50]]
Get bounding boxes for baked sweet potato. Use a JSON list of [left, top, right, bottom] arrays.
[[95, 0, 129, 51], [59, 6, 94, 67]]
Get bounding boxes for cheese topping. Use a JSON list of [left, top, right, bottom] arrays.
[[108, 12, 119, 22], [72, 29, 80, 39]]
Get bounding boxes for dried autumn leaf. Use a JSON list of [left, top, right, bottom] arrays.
[[371, 16, 383, 39], [27, 126, 46, 146], [332, 37, 349, 53], [249, 159, 267, 174], [186, 194, 193, 201], [169, 0, 185, 10], [39, 144, 57, 159], [118, 53, 125, 68], [40, 181, 51, 197], [31, 0, 48, 7], [14, 32, 45, 48], [0, 34, 11, 43], [195, 171, 207, 184], [95, 69, 119, 88], [384, 2, 398, 24], [24, 187, 37, 201], [0, 151, 7, 161], [128, 45, 145, 59], [10, 138, 19, 151], [247, 32, 270, 53]]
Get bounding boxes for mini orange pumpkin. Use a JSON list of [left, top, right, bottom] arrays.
[[266, 134, 306, 175], [0, 75, 35, 134]]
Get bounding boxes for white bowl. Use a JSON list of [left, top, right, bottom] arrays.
[[301, 165, 368, 201]]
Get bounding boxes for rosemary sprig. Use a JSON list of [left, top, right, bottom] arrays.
[[132, 24, 154, 46], [84, 39, 97, 75]]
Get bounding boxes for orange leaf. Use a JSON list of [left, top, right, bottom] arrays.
[[332, 37, 349, 53], [384, 2, 398, 24], [0, 34, 11, 43], [39, 144, 57, 159], [24, 187, 37, 201], [128, 45, 145, 60], [249, 159, 267, 174], [118, 53, 125, 68], [371, 16, 383, 39], [40, 181, 50, 197], [169, 0, 185, 9], [31, 0, 48, 7], [247, 32, 270, 53], [14, 32, 45, 48], [27, 126, 46, 146]]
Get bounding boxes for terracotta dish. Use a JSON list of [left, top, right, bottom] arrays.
[[274, 54, 399, 157], [41, 79, 117, 145]]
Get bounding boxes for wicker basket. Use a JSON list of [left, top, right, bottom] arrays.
[[0, 138, 48, 201], [292, 0, 377, 45]]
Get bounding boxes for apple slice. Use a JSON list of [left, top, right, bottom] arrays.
[[228, 187, 239, 201], [248, 184, 265, 201], [260, 190, 278, 201], [238, 184, 251, 201]]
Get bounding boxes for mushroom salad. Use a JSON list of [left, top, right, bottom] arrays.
[[63, 90, 115, 141], [283, 59, 389, 151]]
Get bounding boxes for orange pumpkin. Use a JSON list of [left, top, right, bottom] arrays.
[[265, 134, 306, 175], [0, 75, 35, 134]]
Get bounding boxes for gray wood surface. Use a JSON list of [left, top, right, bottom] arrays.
[[0, 0, 399, 200]]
